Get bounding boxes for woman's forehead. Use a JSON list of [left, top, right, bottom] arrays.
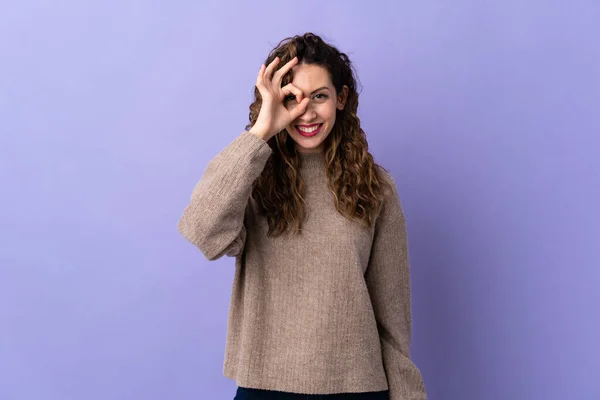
[[290, 63, 332, 90]]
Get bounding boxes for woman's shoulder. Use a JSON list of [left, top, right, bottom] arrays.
[[375, 164, 395, 183], [374, 164, 399, 196], [373, 163, 404, 224]]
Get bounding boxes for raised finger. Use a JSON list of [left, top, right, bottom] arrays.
[[255, 64, 266, 88], [273, 56, 298, 85], [263, 57, 280, 81]]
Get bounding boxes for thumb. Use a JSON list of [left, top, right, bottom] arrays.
[[290, 98, 310, 120]]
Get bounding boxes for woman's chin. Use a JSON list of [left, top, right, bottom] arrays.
[[288, 128, 329, 152], [290, 136, 318, 150]]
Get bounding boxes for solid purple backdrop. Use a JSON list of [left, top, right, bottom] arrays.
[[1, 1, 599, 399]]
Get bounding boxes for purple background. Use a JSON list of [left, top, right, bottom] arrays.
[[1, 1, 599, 399]]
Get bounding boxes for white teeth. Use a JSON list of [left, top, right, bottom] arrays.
[[297, 124, 320, 133]]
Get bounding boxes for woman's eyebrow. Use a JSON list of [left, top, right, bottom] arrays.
[[310, 86, 330, 95]]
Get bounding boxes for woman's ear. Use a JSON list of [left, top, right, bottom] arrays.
[[336, 85, 349, 110]]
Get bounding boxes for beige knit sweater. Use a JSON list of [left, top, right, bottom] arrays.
[[177, 131, 427, 399]]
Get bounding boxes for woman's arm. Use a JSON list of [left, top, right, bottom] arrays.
[[364, 180, 427, 399], [177, 131, 272, 260]]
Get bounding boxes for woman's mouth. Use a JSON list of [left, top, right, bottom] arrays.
[[295, 123, 323, 137]]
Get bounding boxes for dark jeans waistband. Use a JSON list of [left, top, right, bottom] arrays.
[[234, 386, 389, 400]]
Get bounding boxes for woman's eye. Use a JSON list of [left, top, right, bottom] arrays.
[[284, 95, 296, 102], [315, 93, 328, 100]]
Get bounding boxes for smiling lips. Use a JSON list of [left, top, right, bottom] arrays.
[[295, 123, 323, 137]]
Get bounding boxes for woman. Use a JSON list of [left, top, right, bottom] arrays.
[[178, 33, 427, 400]]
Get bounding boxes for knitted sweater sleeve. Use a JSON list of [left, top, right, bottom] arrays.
[[365, 179, 427, 399], [177, 131, 272, 260]]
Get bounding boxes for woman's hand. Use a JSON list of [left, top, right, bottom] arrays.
[[248, 56, 310, 141]]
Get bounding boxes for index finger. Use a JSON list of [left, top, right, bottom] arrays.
[[273, 56, 299, 86]]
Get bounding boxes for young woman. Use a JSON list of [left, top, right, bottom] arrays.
[[178, 33, 427, 400]]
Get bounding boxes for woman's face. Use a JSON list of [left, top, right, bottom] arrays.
[[284, 63, 348, 153]]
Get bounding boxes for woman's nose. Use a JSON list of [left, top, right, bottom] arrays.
[[298, 102, 317, 121]]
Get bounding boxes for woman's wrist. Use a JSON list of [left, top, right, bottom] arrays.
[[248, 127, 270, 141]]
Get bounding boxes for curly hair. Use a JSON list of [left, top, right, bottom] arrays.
[[246, 32, 391, 237]]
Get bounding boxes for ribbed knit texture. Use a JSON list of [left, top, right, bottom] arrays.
[[177, 131, 427, 399]]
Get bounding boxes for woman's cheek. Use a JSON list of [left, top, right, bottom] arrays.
[[319, 102, 335, 121]]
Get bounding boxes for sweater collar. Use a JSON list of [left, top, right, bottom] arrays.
[[298, 151, 325, 170]]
